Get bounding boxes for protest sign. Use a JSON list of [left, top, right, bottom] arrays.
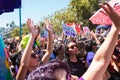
[[83, 27, 90, 35], [62, 23, 76, 37]]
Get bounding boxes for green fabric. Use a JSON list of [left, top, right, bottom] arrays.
[[6, 70, 13, 80], [21, 34, 40, 49]]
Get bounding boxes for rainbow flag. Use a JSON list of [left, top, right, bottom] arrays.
[[0, 35, 12, 80]]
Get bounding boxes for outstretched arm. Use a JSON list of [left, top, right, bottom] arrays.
[[82, 2, 120, 80], [16, 18, 38, 80], [41, 20, 53, 63]]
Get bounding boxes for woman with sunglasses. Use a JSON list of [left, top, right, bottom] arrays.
[[16, 19, 53, 80], [64, 39, 86, 79]]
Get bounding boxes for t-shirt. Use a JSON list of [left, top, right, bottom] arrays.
[[67, 59, 86, 77], [86, 51, 95, 66]]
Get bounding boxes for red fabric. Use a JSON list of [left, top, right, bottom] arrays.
[[89, 0, 120, 25], [66, 23, 75, 26], [75, 24, 81, 33], [4, 48, 9, 59], [66, 23, 82, 33]]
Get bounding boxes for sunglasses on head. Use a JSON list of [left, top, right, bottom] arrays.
[[69, 45, 78, 49]]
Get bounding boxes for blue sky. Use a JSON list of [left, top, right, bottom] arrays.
[[0, 0, 70, 27]]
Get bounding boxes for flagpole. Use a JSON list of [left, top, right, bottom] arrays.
[[19, 6, 22, 40]]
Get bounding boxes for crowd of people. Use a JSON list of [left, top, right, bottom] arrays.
[[3, 2, 120, 80]]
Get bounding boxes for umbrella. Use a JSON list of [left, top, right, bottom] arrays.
[[0, 0, 21, 15], [89, 0, 120, 25]]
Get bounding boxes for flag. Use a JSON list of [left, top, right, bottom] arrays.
[[89, 0, 120, 25], [75, 24, 82, 34], [0, 35, 12, 80]]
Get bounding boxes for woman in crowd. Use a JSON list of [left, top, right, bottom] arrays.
[[65, 39, 86, 79], [53, 39, 65, 61], [16, 19, 53, 80], [85, 39, 98, 66]]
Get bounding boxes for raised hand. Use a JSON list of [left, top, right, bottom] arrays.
[[99, 2, 120, 30], [44, 19, 53, 33], [27, 18, 38, 38]]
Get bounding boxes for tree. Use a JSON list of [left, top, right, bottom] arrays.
[[68, 0, 99, 28], [11, 23, 29, 38], [11, 27, 20, 37], [37, 0, 100, 35], [45, 8, 76, 35]]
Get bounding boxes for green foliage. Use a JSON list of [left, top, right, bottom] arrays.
[[42, 0, 100, 34], [22, 23, 29, 35], [44, 8, 76, 35], [11, 27, 20, 37], [11, 23, 29, 38], [69, 0, 99, 28]]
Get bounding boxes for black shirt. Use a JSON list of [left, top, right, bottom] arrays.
[[67, 59, 86, 77]]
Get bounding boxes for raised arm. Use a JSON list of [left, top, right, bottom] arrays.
[[41, 20, 53, 63], [16, 18, 38, 80], [90, 30, 100, 45], [82, 2, 120, 80]]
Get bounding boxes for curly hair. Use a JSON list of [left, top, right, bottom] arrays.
[[27, 60, 71, 80]]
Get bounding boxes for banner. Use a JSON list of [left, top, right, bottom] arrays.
[[0, 35, 12, 80], [89, 0, 120, 25], [62, 23, 76, 37]]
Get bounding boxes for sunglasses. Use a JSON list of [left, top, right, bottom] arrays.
[[69, 45, 78, 49]]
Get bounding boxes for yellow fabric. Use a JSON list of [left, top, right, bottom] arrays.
[[21, 34, 40, 49]]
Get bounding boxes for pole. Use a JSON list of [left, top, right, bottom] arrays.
[[19, 6, 22, 40]]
